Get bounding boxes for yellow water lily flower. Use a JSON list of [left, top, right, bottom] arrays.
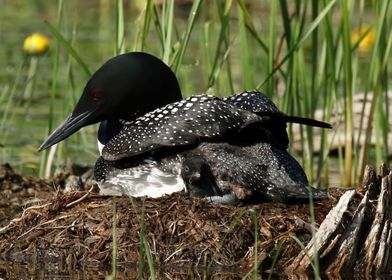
[[351, 25, 376, 55], [23, 33, 50, 56]]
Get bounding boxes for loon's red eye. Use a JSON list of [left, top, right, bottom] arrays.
[[91, 90, 103, 100]]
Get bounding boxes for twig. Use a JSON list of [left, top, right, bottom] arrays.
[[0, 202, 52, 234], [293, 216, 316, 234], [16, 213, 77, 240], [66, 185, 95, 208]]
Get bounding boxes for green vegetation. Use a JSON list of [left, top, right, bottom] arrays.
[[0, 1, 391, 184]]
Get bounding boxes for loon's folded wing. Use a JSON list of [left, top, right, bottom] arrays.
[[102, 95, 265, 161]]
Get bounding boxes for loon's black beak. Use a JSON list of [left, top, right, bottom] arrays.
[[38, 110, 95, 152]]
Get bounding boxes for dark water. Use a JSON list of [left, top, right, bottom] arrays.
[[0, 261, 263, 279]]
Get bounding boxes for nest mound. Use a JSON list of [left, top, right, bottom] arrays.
[[0, 163, 341, 277]]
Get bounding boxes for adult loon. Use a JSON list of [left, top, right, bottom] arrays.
[[39, 52, 331, 204]]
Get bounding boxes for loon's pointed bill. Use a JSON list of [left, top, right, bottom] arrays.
[[39, 110, 96, 151]]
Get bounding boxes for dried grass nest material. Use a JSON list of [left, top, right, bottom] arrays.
[[0, 163, 340, 273]]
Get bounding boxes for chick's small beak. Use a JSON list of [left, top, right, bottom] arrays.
[[188, 173, 201, 185]]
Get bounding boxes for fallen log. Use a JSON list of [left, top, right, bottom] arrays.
[[288, 163, 392, 276]]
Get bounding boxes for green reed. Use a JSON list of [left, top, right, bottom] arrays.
[[107, 197, 118, 280], [1, 0, 391, 186]]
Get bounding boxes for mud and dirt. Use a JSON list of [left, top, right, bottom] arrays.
[[0, 163, 346, 278]]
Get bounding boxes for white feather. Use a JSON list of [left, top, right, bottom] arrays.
[[97, 139, 105, 156], [97, 165, 185, 198]]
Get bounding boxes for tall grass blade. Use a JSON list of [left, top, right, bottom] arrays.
[[141, 229, 156, 279], [252, 211, 259, 279], [44, 20, 91, 76], [238, 2, 253, 89], [236, 0, 268, 53], [162, 0, 174, 64], [279, 0, 291, 46], [40, 0, 64, 178], [341, 0, 354, 187], [0, 59, 26, 140], [310, 0, 318, 111], [207, 0, 233, 88], [127, 197, 156, 279], [268, 235, 321, 279], [257, 0, 337, 89], [207, 209, 246, 272], [110, 198, 118, 279], [357, 0, 391, 178], [267, 0, 277, 95], [138, 0, 153, 51], [116, 0, 125, 55], [172, 0, 202, 74]]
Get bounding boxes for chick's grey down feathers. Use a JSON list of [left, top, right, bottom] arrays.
[[181, 142, 328, 203]]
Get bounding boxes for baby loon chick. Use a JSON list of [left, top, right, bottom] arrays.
[[39, 52, 331, 202], [181, 154, 240, 204], [181, 142, 328, 204]]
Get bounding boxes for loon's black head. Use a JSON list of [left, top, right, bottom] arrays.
[[39, 52, 182, 151]]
